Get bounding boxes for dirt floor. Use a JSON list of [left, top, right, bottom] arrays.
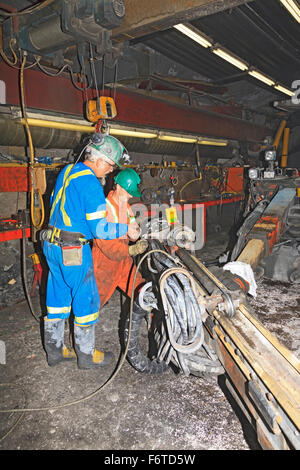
[[0, 291, 259, 452], [0, 238, 299, 452]]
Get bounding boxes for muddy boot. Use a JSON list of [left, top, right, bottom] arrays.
[[124, 300, 168, 374], [74, 324, 114, 370], [44, 318, 76, 367]]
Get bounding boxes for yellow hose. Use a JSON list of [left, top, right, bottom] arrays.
[[178, 176, 202, 201], [273, 119, 287, 150], [20, 54, 44, 230], [281, 127, 290, 168]]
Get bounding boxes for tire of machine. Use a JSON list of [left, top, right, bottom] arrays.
[[124, 302, 168, 374]]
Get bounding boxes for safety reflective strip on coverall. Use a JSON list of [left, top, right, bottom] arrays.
[[105, 198, 137, 224], [93, 193, 145, 308], [46, 165, 100, 325], [50, 166, 94, 227]]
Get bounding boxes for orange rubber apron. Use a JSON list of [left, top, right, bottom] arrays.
[[92, 191, 145, 308]]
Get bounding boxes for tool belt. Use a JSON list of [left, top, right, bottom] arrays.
[[40, 226, 89, 247]]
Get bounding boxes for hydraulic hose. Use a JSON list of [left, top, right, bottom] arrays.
[[20, 54, 45, 230], [231, 199, 269, 261], [124, 299, 168, 374], [21, 229, 40, 323], [148, 240, 206, 375], [124, 246, 192, 375]]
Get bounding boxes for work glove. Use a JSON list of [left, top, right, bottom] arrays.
[[128, 222, 141, 241], [129, 239, 149, 257]]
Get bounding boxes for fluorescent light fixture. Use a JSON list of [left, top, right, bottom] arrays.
[[173, 23, 212, 48], [110, 126, 158, 139], [18, 117, 94, 133], [158, 132, 198, 143], [248, 70, 275, 86], [212, 47, 248, 71], [274, 84, 295, 97], [280, 0, 300, 23], [198, 138, 228, 146]]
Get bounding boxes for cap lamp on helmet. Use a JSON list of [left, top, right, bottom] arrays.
[[89, 134, 131, 167]]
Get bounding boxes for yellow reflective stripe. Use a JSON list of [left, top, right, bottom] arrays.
[[74, 311, 99, 324], [61, 170, 94, 226], [127, 208, 136, 224], [47, 306, 71, 314], [50, 164, 74, 220], [106, 198, 118, 223], [128, 214, 136, 224], [50, 166, 94, 226], [86, 210, 106, 221]]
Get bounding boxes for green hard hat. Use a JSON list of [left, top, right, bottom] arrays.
[[90, 134, 129, 167], [114, 168, 141, 197]]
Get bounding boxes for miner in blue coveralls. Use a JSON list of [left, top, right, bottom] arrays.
[[42, 134, 140, 370]]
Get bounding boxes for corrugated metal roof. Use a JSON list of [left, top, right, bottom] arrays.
[[137, 0, 300, 89]]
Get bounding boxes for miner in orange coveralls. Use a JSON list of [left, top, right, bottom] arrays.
[[93, 168, 172, 374], [92, 168, 147, 308]]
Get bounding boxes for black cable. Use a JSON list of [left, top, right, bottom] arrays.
[[21, 228, 40, 323]]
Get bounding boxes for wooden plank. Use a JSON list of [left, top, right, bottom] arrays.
[[237, 238, 265, 269], [213, 308, 300, 430]]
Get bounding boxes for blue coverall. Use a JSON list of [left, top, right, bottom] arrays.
[[43, 162, 128, 326]]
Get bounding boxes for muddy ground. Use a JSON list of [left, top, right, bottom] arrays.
[[0, 237, 299, 452], [0, 293, 257, 452]]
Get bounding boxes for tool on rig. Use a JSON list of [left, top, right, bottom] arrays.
[[123, 186, 300, 449], [232, 136, 300, 281]]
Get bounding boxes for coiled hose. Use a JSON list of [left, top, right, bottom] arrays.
[[124, 299, 168, 374], [149, 241, 206, 376]]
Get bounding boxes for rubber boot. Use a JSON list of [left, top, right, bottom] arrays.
[[44, 318, 76, 367], [74, 324, 114, 370], [125, 299, 168, 374]]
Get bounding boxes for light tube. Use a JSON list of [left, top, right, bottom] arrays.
[[248, 70, 275, 86], [198, 138, 227, 146], [274, 84, 295, 97], [173, 24, 212, 48], [110, 127, 158, 138], [212, 48, 248, 71], [159, 133, 198, 143], [280, 0, 300, 23]]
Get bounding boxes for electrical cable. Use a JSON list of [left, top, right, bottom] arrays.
[[0, 384, 26, 443], [35, 59, 70, 77], [0, 0, 55, 17], [89, 42, 101, 111], [148, 242, 205, 374], [21, 228, 40, 324], [230, 198, 269, 261], [20, 53, 44, 230], [0, 248, 173, 415]]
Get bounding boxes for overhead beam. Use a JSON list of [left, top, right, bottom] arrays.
[[0, 60, 270, 143], [112, 0, 252, 42]]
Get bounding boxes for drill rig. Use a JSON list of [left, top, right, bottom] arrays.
[[125, 155, 300, 450]]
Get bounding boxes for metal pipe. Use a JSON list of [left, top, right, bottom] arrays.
[[0, 116, 82, 148], [178, 177, 202, 202], [273, 119, 286, 149], [17, 117, 94, 133], [281, 127, 290, 167]]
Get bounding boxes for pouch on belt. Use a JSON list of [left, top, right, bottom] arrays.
[[62, 243, 83, 266]]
